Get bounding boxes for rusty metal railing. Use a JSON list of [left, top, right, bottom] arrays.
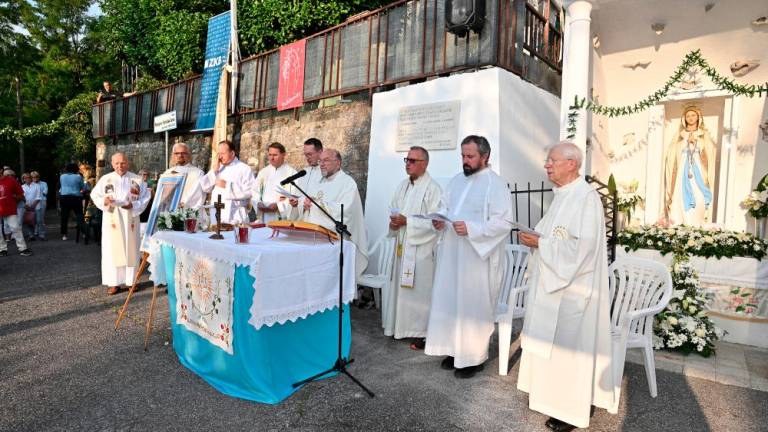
[[93, 0, 563, 139]]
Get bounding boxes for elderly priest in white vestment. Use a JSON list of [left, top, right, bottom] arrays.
[[517, 141, 616, 432], [199, 140, 255, 224], [163, 142, 205, 208], [384, 146, 442, 349], [91, 152, 151, 295], [253, 142, 296, 223], [302, 149, 368, 281], [425, 135, 512, 379]]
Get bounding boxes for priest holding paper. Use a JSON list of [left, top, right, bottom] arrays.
[[288, 138, 324, 220], [91, 152, 150, 295], [162, 142, 205, 208], [425, 135, 512, 378], [199, 140, 254, 224], [303, 149, 368, 280], [517, 141, 616, 432], [384, 146, 442, 349], [253, 142, 296, 223]]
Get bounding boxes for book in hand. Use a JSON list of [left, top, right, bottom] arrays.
[[413, 212, 454, 223]]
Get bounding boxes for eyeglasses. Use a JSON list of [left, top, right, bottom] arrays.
[[543, 158, 572, 164], [404, 158, 425, 164], [172, 152, 189, 156], [319, 158, 338, 164]]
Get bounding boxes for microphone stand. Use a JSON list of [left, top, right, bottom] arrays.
[[287, 180, 374, 398]]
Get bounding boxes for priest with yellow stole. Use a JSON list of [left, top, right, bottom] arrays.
[[91, 152, 151, 295]]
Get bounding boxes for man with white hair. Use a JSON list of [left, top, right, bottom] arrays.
[[91, 152, 151, 295], [517, 141, 616, 431], [163, 142, 205, 209]]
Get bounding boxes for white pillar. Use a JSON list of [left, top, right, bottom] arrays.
[[558, 1, 593, 157]]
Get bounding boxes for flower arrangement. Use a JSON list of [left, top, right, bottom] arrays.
[[740, 173, 768, 219], [618, 224, 767, 260], [158, 207, 199, 231], [653, 259, 724, 357], [617, 179, 644, 222]]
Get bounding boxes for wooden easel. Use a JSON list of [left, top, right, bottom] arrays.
[[114, 251, 162, 350]]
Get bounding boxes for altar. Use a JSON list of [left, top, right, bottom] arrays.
[[147, 228, 356, 403], [619, 248, 768, 348]]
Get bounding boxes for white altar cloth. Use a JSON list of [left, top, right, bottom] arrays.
[[148, 228, 356, 329]]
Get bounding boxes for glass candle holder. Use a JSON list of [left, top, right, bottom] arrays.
[[184, 218, 197, 233], [234, 224, 250, 244]]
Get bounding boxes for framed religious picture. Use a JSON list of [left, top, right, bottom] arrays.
[[140, 174, 186, 252]]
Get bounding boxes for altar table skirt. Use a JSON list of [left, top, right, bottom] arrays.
[[162, 245, 352, 404]]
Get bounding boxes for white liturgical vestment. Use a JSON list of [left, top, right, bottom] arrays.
[[199, 158, 254, 224], [424, 168, 512, 368], [252, 163, 296, 223], [304, 170, 368, 280], [162, 164, 205, 209], [288, 164, 323, 220], [383, 172, 442, 339], [517, 177, 616, 428], [91, 171, 150, 286]]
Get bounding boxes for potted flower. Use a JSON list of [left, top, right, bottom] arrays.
[[158, 207, 199, 231], [617, 179, 644, 229], [740, 173, 768, 239]]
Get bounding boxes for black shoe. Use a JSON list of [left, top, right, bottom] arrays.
[[545, 417, 576, 432], [28, 236, 36, 241], [19, 249, 33, 257], [440, 356, 455, 370], [0, 250, 7, 257], [454, 363, 484, 379]]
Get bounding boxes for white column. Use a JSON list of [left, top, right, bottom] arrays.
[[558, 1, 593, 156]]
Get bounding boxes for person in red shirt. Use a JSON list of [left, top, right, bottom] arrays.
[[0, 168, 32, 256]]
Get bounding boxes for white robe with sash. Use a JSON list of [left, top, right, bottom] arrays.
[[253, 163, 297, 223], [198, 158, 254, 224], [91, 171, 150, 286], [517, 177, 616, 428], [383, 172, 442, 338], [424, 168, 512, 368], [304, 170, 369, 281]]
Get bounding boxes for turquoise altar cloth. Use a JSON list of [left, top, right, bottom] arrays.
[[161, 245, 352, 404]]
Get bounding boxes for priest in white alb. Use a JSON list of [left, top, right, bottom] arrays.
[[425, 135, 512, 379], [384, 146, 442, 349], [288, 138, 324, 220], [253, 142, 296, 223], [163, 142, 205, 208], [199, 140, 254, 224], [303, 149, 368, 280], [517, 141, 616, 432], [91, 152, 150, 295]]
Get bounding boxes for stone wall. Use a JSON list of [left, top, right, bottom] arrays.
[[95, 99, 372, 202]]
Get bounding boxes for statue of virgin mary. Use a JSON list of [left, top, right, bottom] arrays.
[[663, 105, 717, 226]]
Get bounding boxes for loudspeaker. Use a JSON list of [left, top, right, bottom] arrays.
[[445, 0, 485, 37]]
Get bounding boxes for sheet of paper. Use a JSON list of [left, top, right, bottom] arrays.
[[275, 185, 301, 200], [509, 221, 541, 236], [413, 212, 454, 223]]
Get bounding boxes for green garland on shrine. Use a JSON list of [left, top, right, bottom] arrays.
[[0, 112, 85, 143], [566, 49, 768, 139]]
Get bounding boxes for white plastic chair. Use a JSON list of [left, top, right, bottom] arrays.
[[608, 256, 672, 407], [496, 244, 531, 375], [357, 235, 397, 309]]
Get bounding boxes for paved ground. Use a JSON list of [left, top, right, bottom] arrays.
[[2, 216, 767, 431]]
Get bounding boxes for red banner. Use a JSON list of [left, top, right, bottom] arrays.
[[277, 39, 306, 111]]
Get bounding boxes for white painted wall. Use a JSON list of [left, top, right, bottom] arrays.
[[588, 0, 768, 230], [364, 67, 561, 256]]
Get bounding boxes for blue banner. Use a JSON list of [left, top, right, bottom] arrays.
[[194, 11, 231, 131]]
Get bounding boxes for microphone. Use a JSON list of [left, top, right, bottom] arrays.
[[280, 169, 307, 186]]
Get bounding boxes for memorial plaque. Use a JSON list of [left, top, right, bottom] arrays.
[[396, 101, 461, 151]]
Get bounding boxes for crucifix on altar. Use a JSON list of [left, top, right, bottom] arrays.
[[210, 194, 225, 240]]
